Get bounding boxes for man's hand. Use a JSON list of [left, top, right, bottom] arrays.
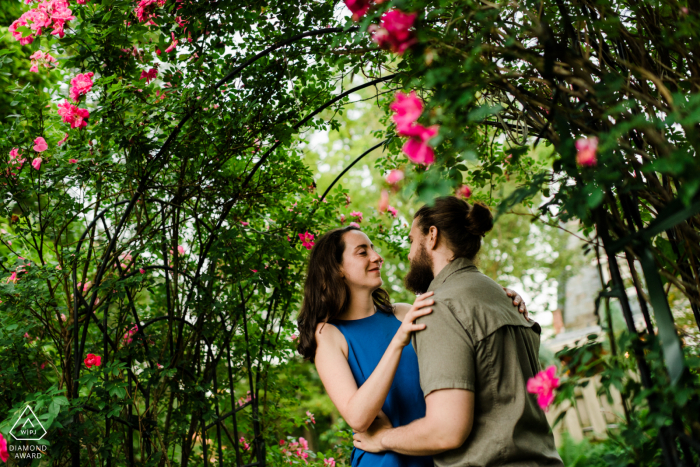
[[503, 287, 529, 320], [353, 411, 393, 453]]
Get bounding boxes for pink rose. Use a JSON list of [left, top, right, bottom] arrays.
[[84, 353, 102, 368], [390, 91, 423, 134], [298, 232, 315, 250], [33, 136, 48, 152], [344, 0, 372, 21], [324, 458, 336, 467], [386, 169, 404, 184], [69, 72, 94, 102], [370, 9, 417, 55], [401, 125, 439, 165], [0, 432, 8, 462], [527, 365, 560, 411], [387, 206, 398, 218], [32, 157, 42, 170], [349, 222, 361, 228], [575, 137, 598, 167], [456, 185, 472, 199], [68, 158, 77, 163]]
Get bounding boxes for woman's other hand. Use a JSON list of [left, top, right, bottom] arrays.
[[392, 291, 434, 347], [503, 287, 528, 320]]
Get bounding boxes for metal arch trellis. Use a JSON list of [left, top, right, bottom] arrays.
[[64, 24, 402, 466]]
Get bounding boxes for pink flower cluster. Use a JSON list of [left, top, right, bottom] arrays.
[[343, 0, 417, 54], [324, 458, 336, 467], [305, 411, 315, 424], [123, 324, 139, 345], [239, 436, 250, 451], [10, 0, 76, 45], [69, 72, 94, 102], [390, 91, 439, 165], [237, 390, 254, 407], [526, 365, 560, 411], [84, 353, 102, 368], [57, 100, 89, 128], [369, 10, 417, 55], [29, 50, 57, 72], [9, 148, 27, 173], [350, 211, 363, 223], [134, 0, 166, 23], [299, 232, 315, 250], [576, 137, 598, 167], [280, 437, 310, 463]]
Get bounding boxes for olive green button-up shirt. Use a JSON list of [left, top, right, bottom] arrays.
[[412, 257, 563, 467]]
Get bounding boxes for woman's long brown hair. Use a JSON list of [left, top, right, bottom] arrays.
[[296, 226, 393, 362]]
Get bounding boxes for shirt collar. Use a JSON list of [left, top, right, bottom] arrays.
[[428, 257, 477, 290]]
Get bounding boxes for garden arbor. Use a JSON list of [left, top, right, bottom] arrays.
[[0, 0, 699, 466]]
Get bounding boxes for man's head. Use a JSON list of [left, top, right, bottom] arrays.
[[405, 196, 494, 294]]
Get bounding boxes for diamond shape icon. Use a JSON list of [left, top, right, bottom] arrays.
[[10, 405, 47, 441]]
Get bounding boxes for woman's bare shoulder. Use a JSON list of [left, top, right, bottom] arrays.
[[393, 303, 412, 321], [314, 322, 348, 357]]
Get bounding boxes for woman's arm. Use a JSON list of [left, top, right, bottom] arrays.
[[314, 292, 435, 433]]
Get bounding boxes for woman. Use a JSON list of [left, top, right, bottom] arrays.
[[296, 225, 527, 466]]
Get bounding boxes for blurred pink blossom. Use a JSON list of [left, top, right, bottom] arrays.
[[33, 137, 48, 152], [456, 185, 472, 199], [350, 211, 363, 223], [402, 125, 439, 165], [378, 189, 389, 212], [527, 365, 560, 411], [390, 91, 422, 134], [386, 169, 404, 184], [369, 10, 417, 54], [575, 137, 598, 167], [344, 0, 371, 21]]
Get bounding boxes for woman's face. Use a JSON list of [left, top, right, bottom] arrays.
[[339, 230, 383, 291]]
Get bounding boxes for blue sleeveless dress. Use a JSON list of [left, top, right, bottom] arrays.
[[331, 311, 434, 467]]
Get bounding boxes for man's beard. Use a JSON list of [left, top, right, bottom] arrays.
[[405, 243, 435, 294]]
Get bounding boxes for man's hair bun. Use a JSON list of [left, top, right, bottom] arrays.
[[466, 202, 494, 237], [414, 196, 494, 261]]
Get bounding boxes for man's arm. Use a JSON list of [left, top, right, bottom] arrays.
[[353, 388, 474, 455]]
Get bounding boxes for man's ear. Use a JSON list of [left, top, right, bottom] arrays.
[[428, 226, 439, 250]]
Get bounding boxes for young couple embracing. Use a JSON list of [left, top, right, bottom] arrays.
[[297, 196, 564, 467]]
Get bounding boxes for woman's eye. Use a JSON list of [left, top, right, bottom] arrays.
[[358, 251, 366, 255]]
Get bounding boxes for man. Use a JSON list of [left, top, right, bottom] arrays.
[[354, 196, 563, 466]]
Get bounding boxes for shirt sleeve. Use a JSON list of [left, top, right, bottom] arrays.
[[412, 299, 476, 397]]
